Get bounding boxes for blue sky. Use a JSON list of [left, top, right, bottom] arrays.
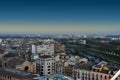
[[0, 0, 120, 34]]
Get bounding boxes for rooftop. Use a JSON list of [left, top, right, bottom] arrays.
[[40, 55, 51, 59], [3, 53, 18, 58], [0, 68, 33, 79], [50, 74, 74, 80]]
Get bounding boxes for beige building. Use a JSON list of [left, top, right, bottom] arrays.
[[55, 56, 120, 80], [16, 60, 36, 73]]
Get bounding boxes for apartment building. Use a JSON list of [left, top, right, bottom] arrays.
[[36, 55, 56, 76]]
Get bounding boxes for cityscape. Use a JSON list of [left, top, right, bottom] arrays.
[[0, 0, 120, 80], [0, 34, 120, 80]]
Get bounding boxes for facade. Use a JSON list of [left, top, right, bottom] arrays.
[[54, 42, 65, 53], [31, 44, 36, 53], [31, 43, 54, 55], [79, 40, 86, 45], [16, 60, 36, 73], [62, 65, 76, 77], [0, 68, 33, 80], [36, 43, 54, 55], [31, 53, 39, 60], [36, 55, 56, 76], [54, 55, 120, 80], [74, 69, 120, 80], [55, 61, 63, 74]]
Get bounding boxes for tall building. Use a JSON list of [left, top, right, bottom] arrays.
[[36, 55, 56, 76], [31, 44, 36, 54]]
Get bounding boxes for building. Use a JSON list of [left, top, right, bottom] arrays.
[[92, 61, 109, 72], [60, 59, 120, 80], [79, 40, 86, 45], [16, 60, 36, 73], [36, 55, 56, 76], [55, 61, 63, 74], [36, 43, 54, 55], [0, 68, 33, 80], [31, 44, 36, 54], [31, 53, 39, 60], [74, 69, 120, 80], [54, 42, 65, 53], [30, 43, 54, 55]]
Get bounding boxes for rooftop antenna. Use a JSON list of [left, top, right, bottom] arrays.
[[111, 69, 120, 80]]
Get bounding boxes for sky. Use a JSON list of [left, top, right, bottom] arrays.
[[0, 0, 120, 34]]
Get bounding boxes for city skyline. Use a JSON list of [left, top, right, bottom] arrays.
[[0, 0, 120, 34]]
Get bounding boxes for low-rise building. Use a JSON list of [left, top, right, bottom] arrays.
[[74, 69, 120, 80], [0, 68, 33, 80], [54, 42, 65, 53], [16, 60, 36, 73]]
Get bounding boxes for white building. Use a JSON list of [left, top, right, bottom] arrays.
[[36, 43, 54, 55], [0, 39, 2, 44], [31, 43, 54, 55], [79, 40, 86, 45], [36, 55, 56, 76], [31, 53, 39, 60], [31, 44, 36, 53]]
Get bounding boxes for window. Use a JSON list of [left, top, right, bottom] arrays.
[[115, 78, 118, 80], [92, 73, 94, 77], [96, 74, 98, 77], [100, 75, 102, 78], [41, 72, 43, 75], [48, 72, 50, 74], [41, 69, 43, 71], [109, 76, 111, 79], [5, 63, 7, 67], [24, 66, 29, 71], [10, 76, 11, 80], [48, 66, 50, 68], [41, 66, 43, 68], [8, 76, 9, 79], [105, 76, 107, 79]]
